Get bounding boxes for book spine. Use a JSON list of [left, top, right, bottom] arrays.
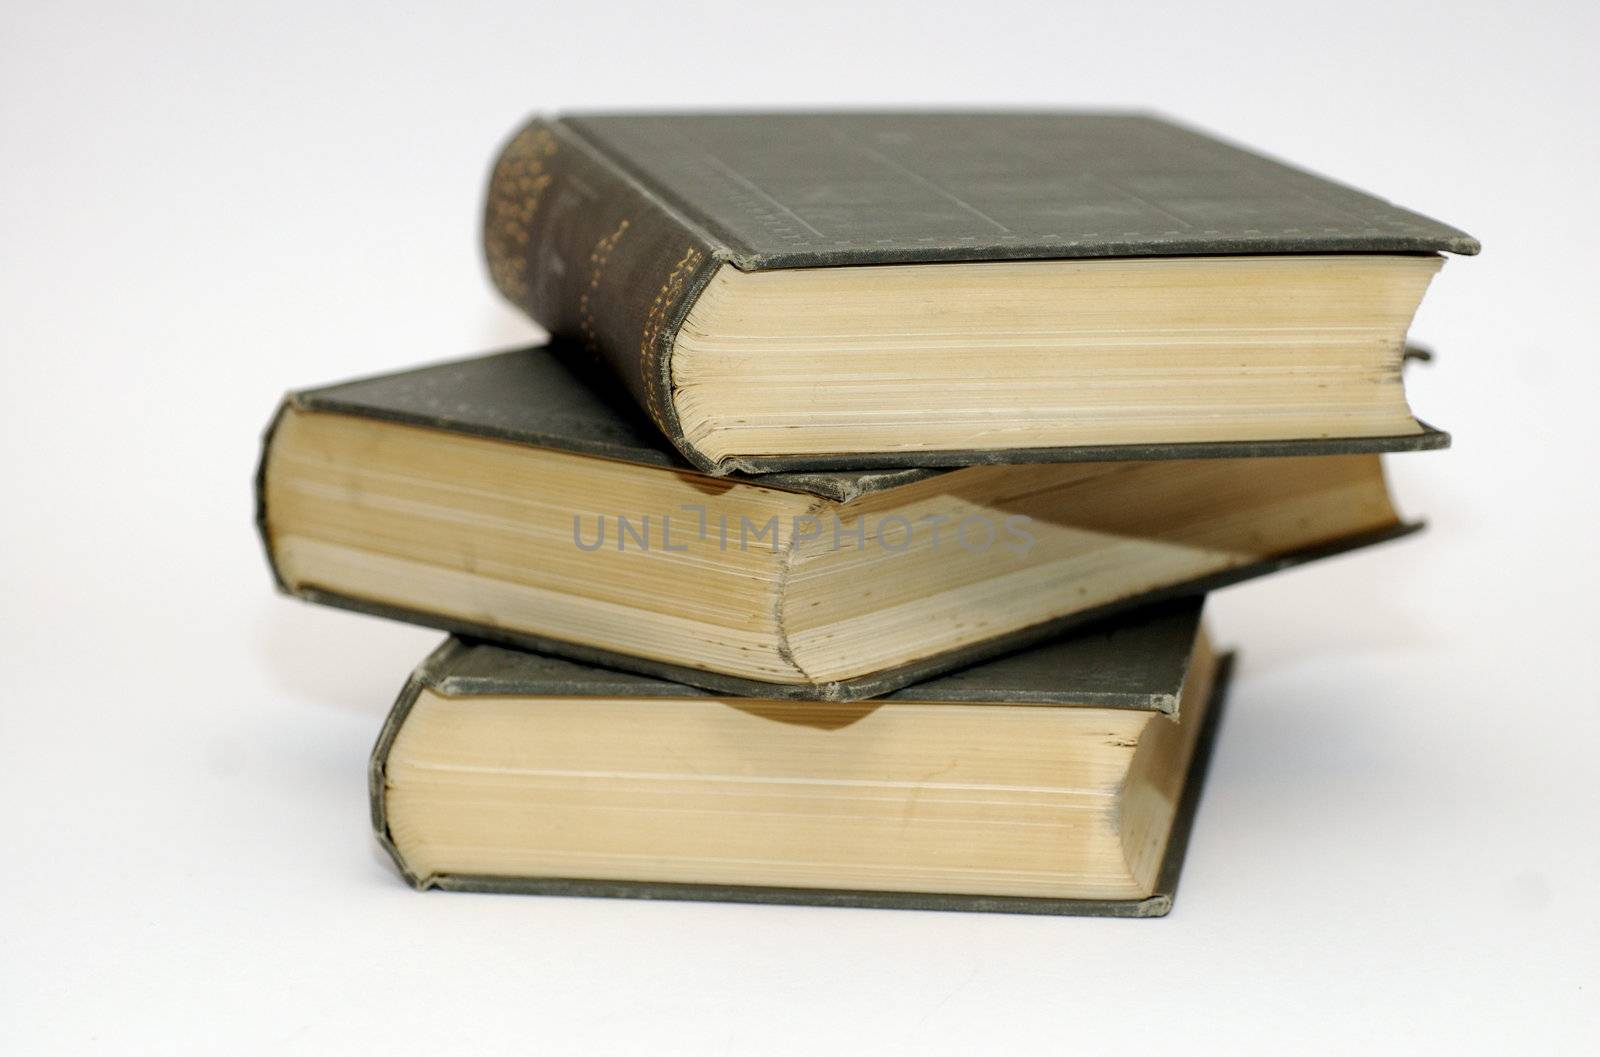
[[253, 398, 291, 593], [368, 639, 470, 890], [482, 118, 726, 469]]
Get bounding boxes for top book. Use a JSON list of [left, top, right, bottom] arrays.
[[483, 111, 1477, 475]]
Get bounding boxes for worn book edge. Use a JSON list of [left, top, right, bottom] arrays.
[[382, 596, 1204, 710], [368, 646, 1233, 917], [269, 519, 1414, 701], [257, 343, 1451, 483], [707, 428, 1449, 475]]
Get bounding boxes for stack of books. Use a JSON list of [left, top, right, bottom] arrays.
[[257, 111, 1475, 916]]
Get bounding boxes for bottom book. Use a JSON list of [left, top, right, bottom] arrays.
[[370, 599, 1230, 917]]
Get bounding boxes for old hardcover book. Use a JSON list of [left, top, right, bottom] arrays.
[[483, 110, 1477, 473], [372, 600, 1230, 916], [260, 347, 1421, 701]]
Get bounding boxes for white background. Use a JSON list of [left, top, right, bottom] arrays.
[[4, 1, 1597, 1052]]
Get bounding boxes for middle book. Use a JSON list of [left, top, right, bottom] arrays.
[[258, 344, 1423, 701]]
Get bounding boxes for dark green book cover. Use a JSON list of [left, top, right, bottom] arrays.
[[482, 111, 1476, 473], [371, 600, 1234, 917]]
